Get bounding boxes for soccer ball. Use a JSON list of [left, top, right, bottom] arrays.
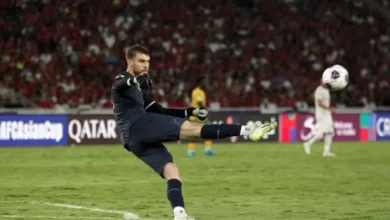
[[322, 64, 349, 91]]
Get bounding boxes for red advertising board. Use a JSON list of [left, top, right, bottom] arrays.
[[297, 113, 360, 141]]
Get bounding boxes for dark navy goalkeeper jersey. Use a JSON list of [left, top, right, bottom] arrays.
[[111, 71, 155, 145]]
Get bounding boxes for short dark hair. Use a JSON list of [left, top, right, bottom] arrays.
[[126, 44, 149, 59]]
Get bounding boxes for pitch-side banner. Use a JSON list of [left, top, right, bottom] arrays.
[[206, 113, 279, 142], [67, 115, 119, 145], [68, 113, 279, 145], [0, 115, 68, 146], [297, 113, 360, 141], [375, 112, 390, 141]]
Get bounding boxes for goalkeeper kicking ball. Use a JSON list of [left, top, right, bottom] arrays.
[[322, 64, 349, 91]]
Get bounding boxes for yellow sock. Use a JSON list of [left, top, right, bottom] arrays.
[[205, 140, 213, 149], [188, 142, 196, 151]]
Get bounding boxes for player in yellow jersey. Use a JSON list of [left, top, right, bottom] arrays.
[[187, 76, 216, 157]]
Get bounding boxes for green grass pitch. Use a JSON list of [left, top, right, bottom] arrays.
[[1, 142, 390, 220]]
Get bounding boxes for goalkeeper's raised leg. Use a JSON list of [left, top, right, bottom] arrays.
[[179, 109, 278, 142]]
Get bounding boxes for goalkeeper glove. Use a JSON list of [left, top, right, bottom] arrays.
[[129, 73, 152, 89], [187, 107, 208, 121]]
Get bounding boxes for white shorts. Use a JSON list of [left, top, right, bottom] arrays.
[[315, 118, 334, 135]]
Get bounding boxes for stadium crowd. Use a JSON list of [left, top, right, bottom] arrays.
[[1, 0, 389, 109]]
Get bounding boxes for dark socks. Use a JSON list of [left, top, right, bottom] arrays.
[[167, 179, 185, 208], [200, 124, 242, 139]]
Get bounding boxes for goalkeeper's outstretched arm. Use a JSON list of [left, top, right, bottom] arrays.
[[143, 93, 208, 119], [145, 101, 195, 118]]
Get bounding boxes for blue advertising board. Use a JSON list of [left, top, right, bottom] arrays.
[[375, 112, 390, 141], [0, 115, 68, 146]]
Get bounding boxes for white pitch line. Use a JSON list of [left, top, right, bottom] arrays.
[[0, 200, 139, 220], [1, 215, 118, 219]]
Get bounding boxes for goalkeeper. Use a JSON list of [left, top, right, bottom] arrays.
[[111, 45, 277, 220]]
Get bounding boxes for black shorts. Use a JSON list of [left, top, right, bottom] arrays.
[[127, 141, 173, 178], [125, 113, 187, 177]]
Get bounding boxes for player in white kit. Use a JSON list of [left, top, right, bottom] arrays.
[[303, 83, 336, 157]]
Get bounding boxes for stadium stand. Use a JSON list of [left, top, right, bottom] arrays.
[[1, 0, 389, 109]]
